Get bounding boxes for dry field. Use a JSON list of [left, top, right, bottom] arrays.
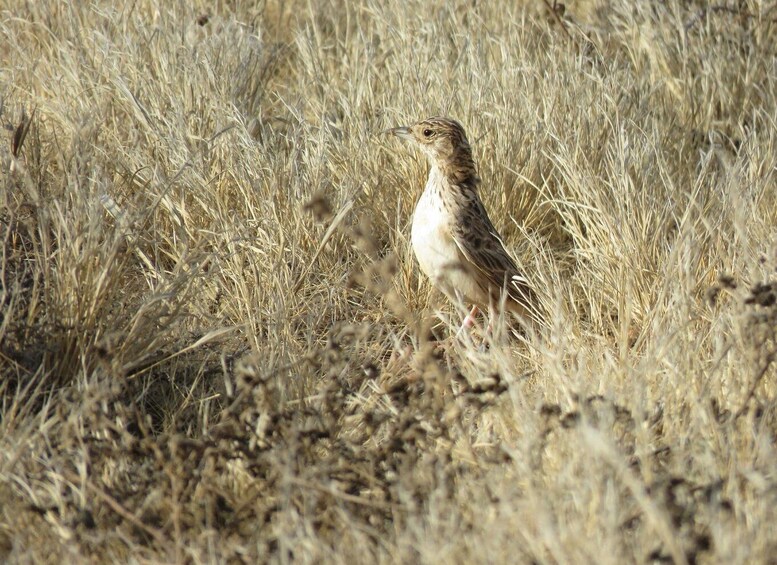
[[1, 0, 776, 563]]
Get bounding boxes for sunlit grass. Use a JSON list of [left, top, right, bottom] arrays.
[[1, 1, 776, 562]]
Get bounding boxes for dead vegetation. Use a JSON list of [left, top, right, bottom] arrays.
[[1, 0, 776, 563]]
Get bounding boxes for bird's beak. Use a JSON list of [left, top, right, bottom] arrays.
[[387, 126, 412, 140]]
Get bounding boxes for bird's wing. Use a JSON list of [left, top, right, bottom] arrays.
[[450, 199, 537, 312]]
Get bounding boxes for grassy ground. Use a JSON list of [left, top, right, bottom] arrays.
[[1, 0, 776, 563]]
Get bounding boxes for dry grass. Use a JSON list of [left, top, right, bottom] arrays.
[[1, 0, 776, 563]]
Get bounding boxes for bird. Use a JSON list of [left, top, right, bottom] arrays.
[[388, 116, 541, 333]]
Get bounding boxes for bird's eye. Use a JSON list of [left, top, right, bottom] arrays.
[[422, 128, 433, 137]]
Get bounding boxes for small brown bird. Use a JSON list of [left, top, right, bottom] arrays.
[[389, 116, 540, 331]]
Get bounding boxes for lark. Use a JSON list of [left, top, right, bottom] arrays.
[[389, 116, 541, 331]]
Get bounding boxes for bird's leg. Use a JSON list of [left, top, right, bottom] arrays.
[[463, 305, 479, 328], [454, 305, 480, 339]]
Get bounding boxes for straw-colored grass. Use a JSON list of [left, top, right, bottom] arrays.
[[1, 1, 776, 563]]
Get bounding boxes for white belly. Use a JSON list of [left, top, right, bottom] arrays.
[[411, 183, 486, 306]]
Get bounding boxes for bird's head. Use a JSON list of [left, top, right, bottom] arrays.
[[389, 117, 476, 178]]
